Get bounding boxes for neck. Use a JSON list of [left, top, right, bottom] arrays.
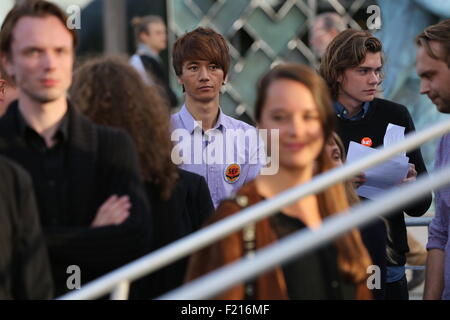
[[255, 165, 322, 228], [185, 96, 220, 130], [257, 165, 314, 194], [337, 95, 365, 118], [18, 95, 68, 147]]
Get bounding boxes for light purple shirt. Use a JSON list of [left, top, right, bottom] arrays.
[[171, 105, 265, 208], [427, 133, 450, 299]]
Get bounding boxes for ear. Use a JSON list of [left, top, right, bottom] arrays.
[[0, 53, 14, 81], [223, 74, 228, 85], [337, 73, 342, 83]]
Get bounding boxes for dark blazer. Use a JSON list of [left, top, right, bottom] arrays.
[[0, 156, 53, 299], [136, 169, 214, 298], [140, 54, 178, 108], [0, 102, 152, 296]]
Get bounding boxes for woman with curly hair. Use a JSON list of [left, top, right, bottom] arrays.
[[70, 56, 214, 298]]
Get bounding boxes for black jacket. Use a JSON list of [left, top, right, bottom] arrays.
[[336, 98, 432, 267], [135, 169, 214, 298], [140, 54, 178, 108], [0, 102, 152, 296], [0, 156, 53, 299]]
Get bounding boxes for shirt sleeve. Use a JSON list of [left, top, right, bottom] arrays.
[[427, 189, 449, 251], [244, 128, 266, 183]]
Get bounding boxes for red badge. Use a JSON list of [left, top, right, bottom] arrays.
[[224, 164, 241, 184], [361, 137, 373, 147]]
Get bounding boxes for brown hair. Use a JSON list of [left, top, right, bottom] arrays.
[[319, 29, 384, 100], [172, 27, 230, 79], [70, 56, 178, 200], [131, 15, 164, 44], [255, 63, 372, 283], [328, 132, 360, 206], [0, 0, 78, 56], [416, 19, 450, 68]]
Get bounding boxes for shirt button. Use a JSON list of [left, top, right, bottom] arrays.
[[331, 280, 339, 288], [48, 180, 56, 187]]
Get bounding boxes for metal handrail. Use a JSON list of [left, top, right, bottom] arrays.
[[405, 217, 433, 227], [159, 166, 450, 299], [59, 119, 450, 300]]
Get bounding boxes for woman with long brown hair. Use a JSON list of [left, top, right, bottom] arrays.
[[185, 63, 372, 299], [70, 56, 214, 298]]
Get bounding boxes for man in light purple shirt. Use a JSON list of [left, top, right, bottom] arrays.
[[170, 27, 265, 208], [416, 19, 450, 299]]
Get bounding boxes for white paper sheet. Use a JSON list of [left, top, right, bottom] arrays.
[[346, 141, 409, 199]]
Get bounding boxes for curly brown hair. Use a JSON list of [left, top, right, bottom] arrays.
[[70, 56, 178, 200]]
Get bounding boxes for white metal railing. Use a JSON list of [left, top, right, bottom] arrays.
[[58, 119, 450, 300], [159, 165, 450, 299]]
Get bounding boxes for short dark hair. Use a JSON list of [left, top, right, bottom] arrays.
[[0, 0, 78, 57], [172, 27, 230, 79], [319, 29, 384, 100], [416, 19, 450, 68], [131, 15, 164, 44]]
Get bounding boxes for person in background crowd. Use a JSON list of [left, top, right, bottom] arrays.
[[186, 63, 373, 300], [170, 27, 265, 209], [0, 72, 18, 116], [320, 29, 432, 300], [415, 18, 450, 300], [310, 11, 427, 293], [70, 56, 214, 299], [129, 15, 178, 109], [0, 0, 151, 296], [309, 12, 347, 59]]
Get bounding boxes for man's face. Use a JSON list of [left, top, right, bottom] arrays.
[[2, 15, 74, 104], [416, 41, 450, 113], [309, 20, 339, 58], [337, 52, 382, 107], [142, 21, 167, 53], [178, 60, 225, 104]]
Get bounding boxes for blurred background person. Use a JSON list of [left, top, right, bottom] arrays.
[[129, 15, 178, 109], [309, 12, 347, 60], [70, 56, 214, 299], [186, 63, 372, 300], [0, 155, 53, 299]]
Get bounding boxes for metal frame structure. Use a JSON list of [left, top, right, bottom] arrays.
[[59, 119, 450, 300]]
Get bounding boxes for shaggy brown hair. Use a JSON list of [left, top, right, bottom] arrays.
[[172, 27, 230, 79], [70, 56, 178, 200], [255, 63, 372, 284], [416, 19, 450, 68], [319, 29, 384, 100]]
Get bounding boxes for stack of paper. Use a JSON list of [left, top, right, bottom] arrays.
[[346, 124, 410, 199]]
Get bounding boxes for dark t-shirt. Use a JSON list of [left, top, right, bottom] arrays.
[[270, 212, 356, 299]]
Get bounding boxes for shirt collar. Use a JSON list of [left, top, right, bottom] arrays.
[[333, 101, 370, 120], [179, 104, 226, 134], [137, 43, 161, 63], [15, 104, 69, 142]]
